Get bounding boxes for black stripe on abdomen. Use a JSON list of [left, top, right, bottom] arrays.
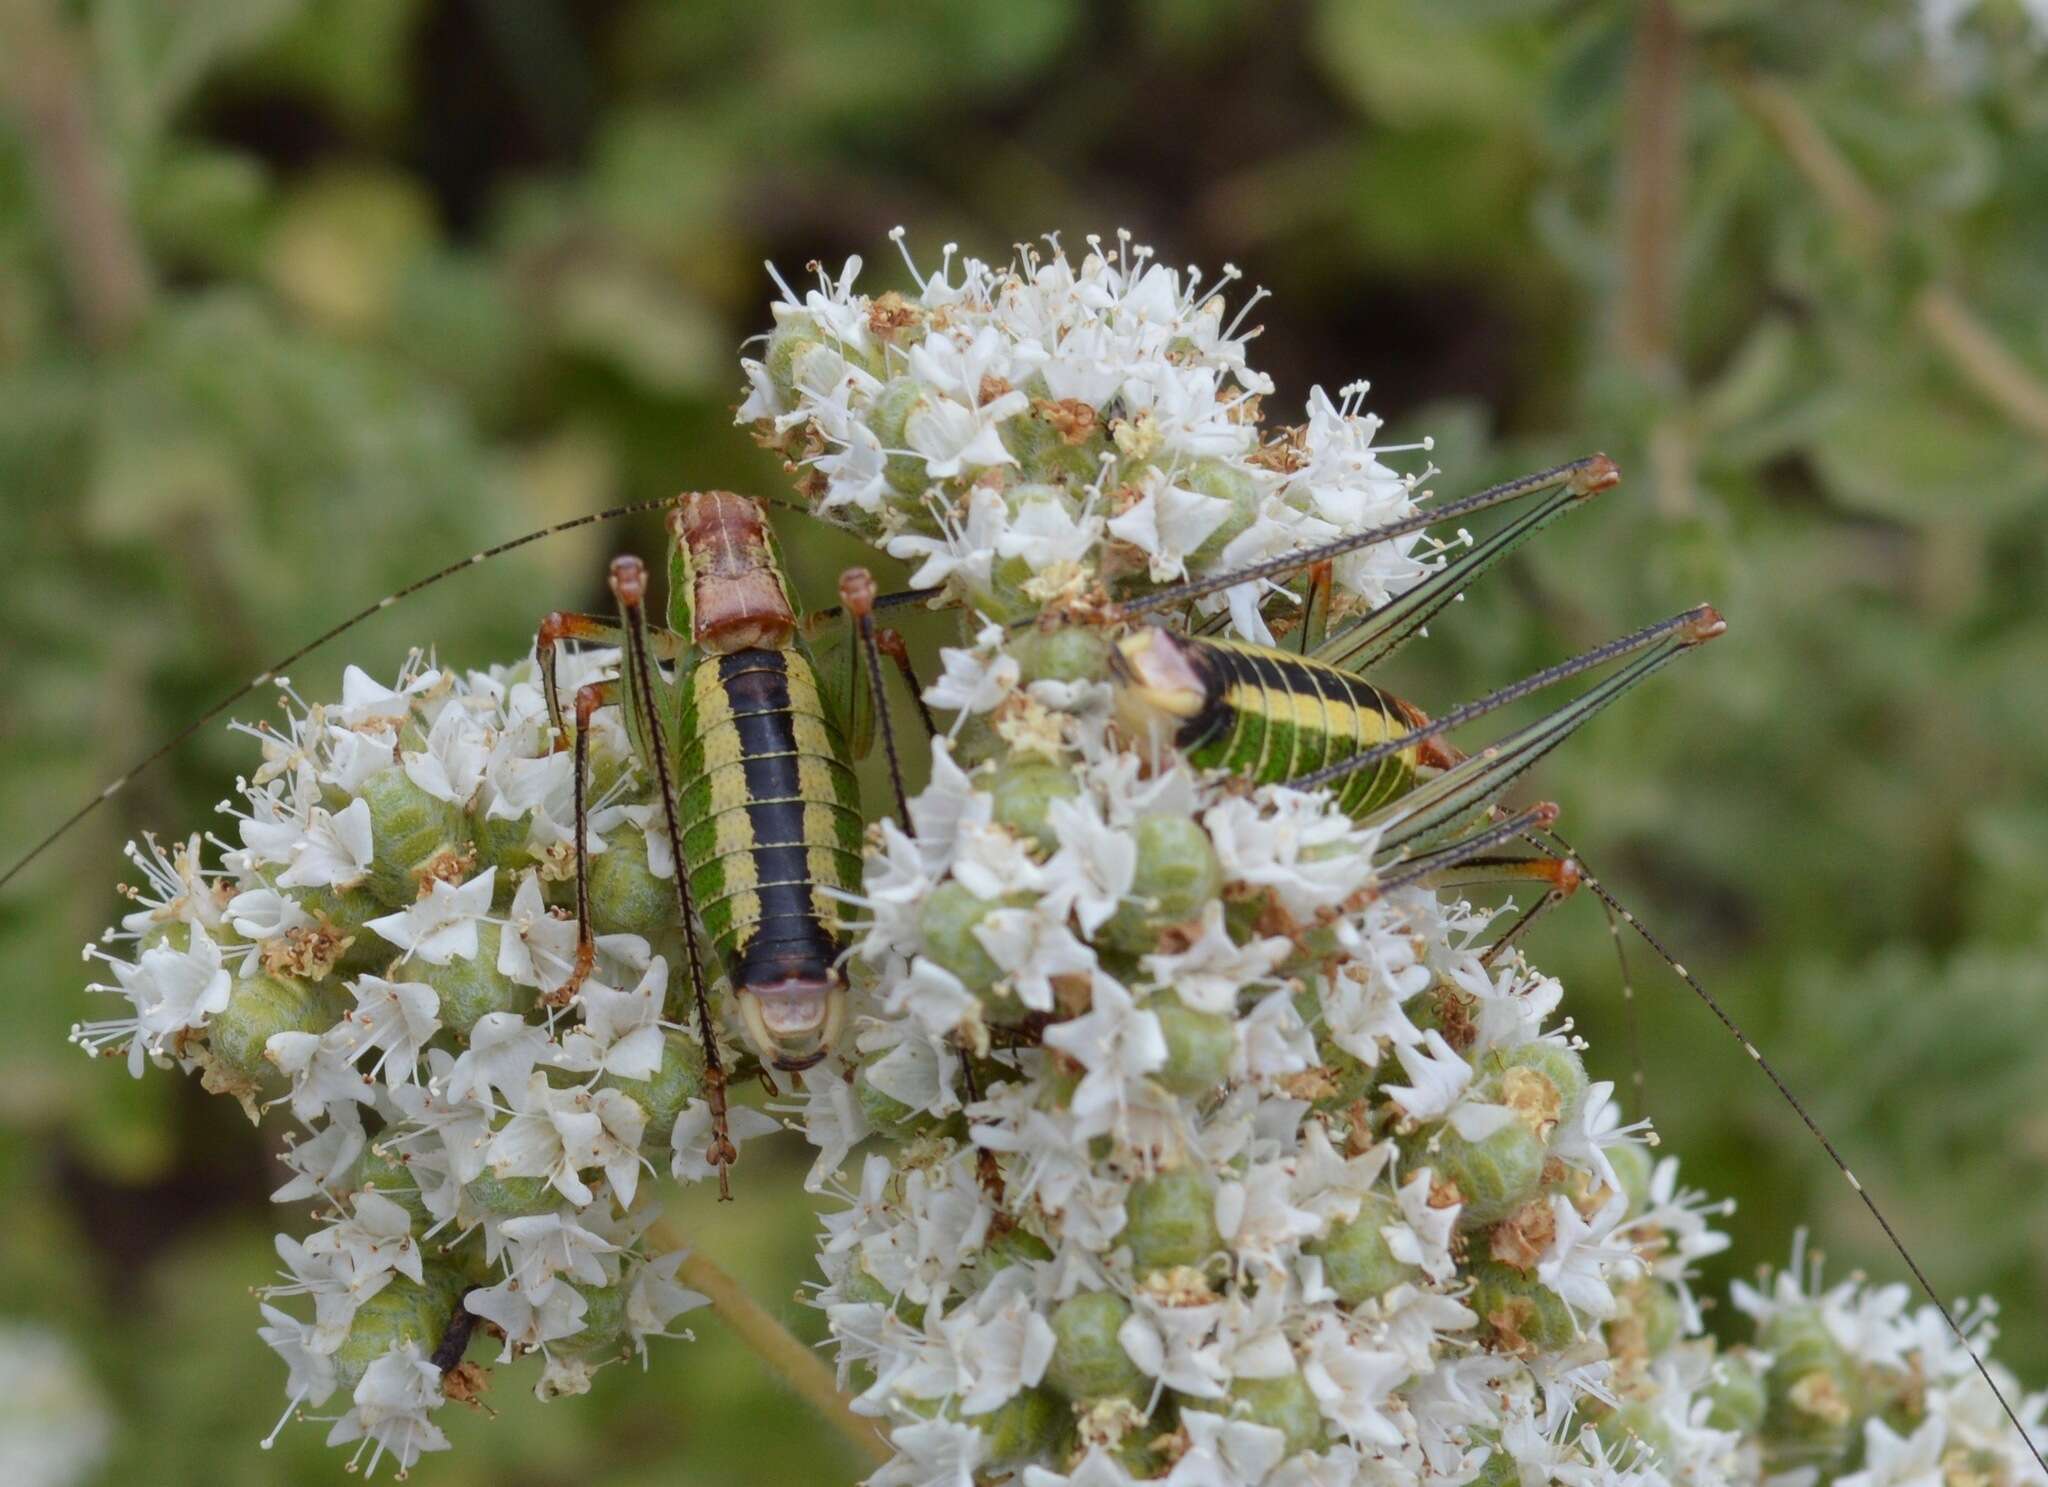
[[719, 649, 840, 987]]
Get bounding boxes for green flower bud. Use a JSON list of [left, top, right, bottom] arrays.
[[607, 1031, 705, 1145], [1402, 983, 1478, 1050], [296, 884, 390, 974], [1471, 1260, 1576, 1355], [1148, 994, 1236, 1096], [948, 714, 1005, 770], [1606, 1141, 1655, 1212], [764, 313, 824, 401], [977, 1386, 1066, 1466], [331, 1268, 467, 1391], [989, 759, 1081, 852], [1100, 815, 1222, 952], [1306, 1193, 1418, 1304], [586, 827, 674, 937], [464, 1169, 557, 1218], [919, 881, 1012, 993], [1225, 1372, 1327, 1456], [1123, 1171, 1220, 1276], [1000, 405, 1107, 487], [1181, 459, 1263, 568], [1463, 1435, 1518, 1487], [1595, 1399, 1673, 1467], [1046, 1292, 1147, 1401], [1488, 1041, 1588, 1118], [211, 972, 348, 1081], [358, 766, 469, 903], [838, 1265, 926, 1328], [357, 1140, 434, 1231], [1758, 1305, 1862, 1463], [420, 921, 524, 1033], [982, 1225, 1055, 1276], [1704, 1349, 1768, 1436], [1426, 1112, 1546, 1228], [568, 1278, 629, 1353], [1635, 1279, 1684, 1357], [1010, 626, 1112, 688], [856, 1064, 921, 1132], [868, 378, 934, 496]]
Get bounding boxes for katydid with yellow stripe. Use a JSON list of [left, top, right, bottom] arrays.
[[15, 456, 2041, 1466], [536, 491, 921, 1199]]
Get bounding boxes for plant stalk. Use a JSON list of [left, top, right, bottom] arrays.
[[647, 1223, 892, 1470]]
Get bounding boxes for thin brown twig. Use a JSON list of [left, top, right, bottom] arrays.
[[1724, 64, 2048, 443], [0, 0, 152, 348], [645, 1223, 892, 1469], [1617, 0, 1687, 374]]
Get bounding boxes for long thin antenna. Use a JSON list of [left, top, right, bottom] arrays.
[[2, 497, 680, 893], [1553, 836, 2048, 1475]]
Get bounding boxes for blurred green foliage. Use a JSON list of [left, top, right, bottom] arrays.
[[2, 0, 2046, 1480]]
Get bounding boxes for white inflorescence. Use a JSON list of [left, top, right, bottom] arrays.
[[738, 230, 1438, 646], [75, 650, 718, 1475], [72, 233, 2048, 1482]]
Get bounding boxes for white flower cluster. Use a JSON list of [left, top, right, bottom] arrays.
[[66, 231, 2048, 1483], [738, 235, 2048, 1486], [792, 622, 2048, 1487], [74, 654, 729, 1474], [738, 231, 1437, 645]]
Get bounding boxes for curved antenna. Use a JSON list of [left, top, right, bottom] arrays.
[[1, 497, 680, 894], [1533, 829, 2048, 1478]]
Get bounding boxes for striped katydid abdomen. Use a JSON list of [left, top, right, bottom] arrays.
[[669, 643, 864, 1067], [1112, 629, 1462, 819], [589, 489, 879, 1078]]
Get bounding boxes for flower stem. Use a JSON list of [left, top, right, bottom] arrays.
[[0, 0, 153, 348], [648, 1224, 892, 1470]]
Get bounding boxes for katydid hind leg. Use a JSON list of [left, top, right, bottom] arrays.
[[1118, 454, 1618, 622], [1281, 606, 1723, 849], [611, 556, 738, 1200], [1313, 480, 1600, 675], [545, 680, 618, 1008], [840, 569, 913, 823]]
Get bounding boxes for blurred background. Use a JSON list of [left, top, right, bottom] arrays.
[[3, 0, 2047, 1481]]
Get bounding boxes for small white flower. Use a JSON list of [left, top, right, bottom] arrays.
[[1043, 973, 1167, 1138], [1106, 471, 1233, 583], [487, 1073, 607, 1207], [266, 1026, 374, 1125], [1536, 1193, 1641, 1324], [624, 1251, 711, 1361], [556, 958, 668, 1082], [278, 799, 375, 891], [440, 1011, 551, 1108], [498, 870, 581, 989], [366, 866, 496, 966], [322, 1340, 449, 1477], [1138, 901, 1290, 1016]]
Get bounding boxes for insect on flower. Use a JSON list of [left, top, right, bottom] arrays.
[[10, 232, 2045, 1479]]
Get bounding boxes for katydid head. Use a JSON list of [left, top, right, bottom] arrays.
[[736, 972, 846, 1072], [1107, 626, 1214, 762], [668, 491, 800, 654]]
